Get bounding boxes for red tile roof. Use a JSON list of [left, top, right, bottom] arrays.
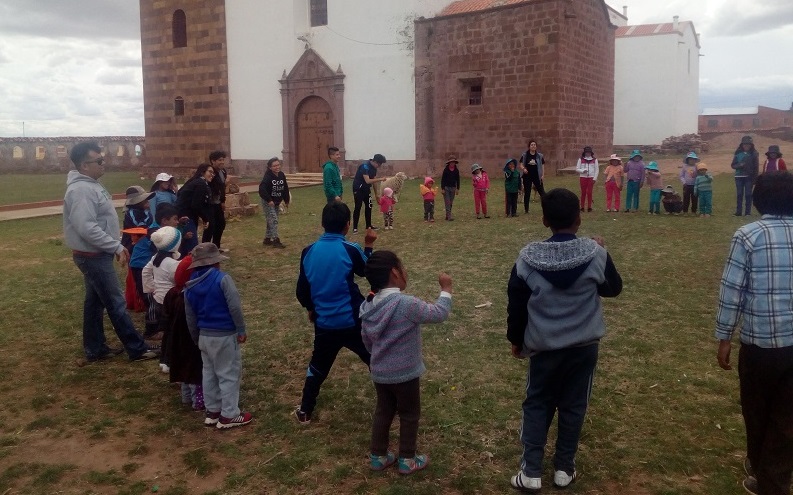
[[440, 0, 532, 16], [615, 21, 694, 38]]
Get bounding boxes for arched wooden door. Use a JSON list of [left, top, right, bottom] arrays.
[[296, 96, 334, 172]]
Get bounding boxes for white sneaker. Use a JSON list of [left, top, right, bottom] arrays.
[[159, 363, 170, 373], [510, 471, 541, 492], [553, 469, 577, 488]]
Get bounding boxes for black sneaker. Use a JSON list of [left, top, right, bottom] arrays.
[[743, 457, 754, 478], [352, 229, 358, 234], [263, 238, 272, 246], [294, 408, 312, 424], [369, 226, 379, 230]]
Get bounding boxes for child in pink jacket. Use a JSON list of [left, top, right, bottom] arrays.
[[471, 163, 490, 219], [379, 187, 396, 230]]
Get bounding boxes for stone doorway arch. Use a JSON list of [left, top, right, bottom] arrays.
[[280, 49, 345, 173]]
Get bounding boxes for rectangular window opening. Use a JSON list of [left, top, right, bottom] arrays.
[[310, 0, 328, 27]]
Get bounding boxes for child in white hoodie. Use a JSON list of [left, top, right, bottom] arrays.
[[575, 146, 598, 212]]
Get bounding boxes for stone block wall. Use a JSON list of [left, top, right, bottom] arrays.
[[415, 0, 614, 176], [139, 0, 231, 177], [0, 137, 146, 173]]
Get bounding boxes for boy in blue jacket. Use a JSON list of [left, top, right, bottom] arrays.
[[506, 188, 622, 492], [185, 242, 252, 429], [295, 202, 377, 423]]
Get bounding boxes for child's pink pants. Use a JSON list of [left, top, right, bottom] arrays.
[[579, 177, 595, 209], [474, 190, 488, 215], [605, 181, 620, 210]]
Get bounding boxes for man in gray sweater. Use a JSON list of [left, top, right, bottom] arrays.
[[506, 188, 622, 493], [64, 141, 158, 363]]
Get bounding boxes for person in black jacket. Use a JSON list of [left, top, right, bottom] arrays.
[[258, 157, 290, 248], [441, 155, 461, 221], [204, 151, 228, 250], [176, 163, 214, 257]]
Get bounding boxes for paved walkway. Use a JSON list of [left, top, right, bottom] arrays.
[[0, 184, 262, 222]]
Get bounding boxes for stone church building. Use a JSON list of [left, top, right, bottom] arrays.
[[139, 0, 615, 177]]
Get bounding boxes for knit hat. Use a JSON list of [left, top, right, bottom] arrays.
[[685, 151, 700, 162], [189, 242, 229, 269], [471, 163, 483, 173], [766, 145, 782, 157], [125, 185, 155, 206], [608, 154, 622, 163], [151, 226, 182, 255], [424, 176, 434, 186], [645, 161, 659, 172], [696, 162, 708, 171], [740, 135, 754, 145], [383, 187, 393, 198], [629, 149, 643, 160], [445, 155, 459, 165], [662, 185, 675, 194]]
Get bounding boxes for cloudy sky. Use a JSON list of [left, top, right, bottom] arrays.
[[0, 0, 791, 137]]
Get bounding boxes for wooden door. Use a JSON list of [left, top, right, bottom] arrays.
[[296, 96, 334, 172]]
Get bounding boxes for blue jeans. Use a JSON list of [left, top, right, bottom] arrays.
[[72, 253, 149, 360], [520, 344, 598, 477], [735, 176, 753, 215]]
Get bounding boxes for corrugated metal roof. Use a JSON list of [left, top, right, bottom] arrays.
[[701, 107, 759, 116], [440, 0, 532, 16]]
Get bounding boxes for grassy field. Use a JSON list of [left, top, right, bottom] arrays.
[[0, 173, 755, 494], [0, 172, 146, 205]]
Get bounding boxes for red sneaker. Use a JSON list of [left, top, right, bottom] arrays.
[[216, 412, 253, 429]]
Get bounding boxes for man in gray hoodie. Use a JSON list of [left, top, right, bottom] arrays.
[[64, 141, 158, 362]]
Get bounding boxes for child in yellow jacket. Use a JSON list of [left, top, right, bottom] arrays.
[[419, 177, 439, 222]]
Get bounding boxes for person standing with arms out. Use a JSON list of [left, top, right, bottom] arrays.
[[63, 141, 159, 363], [575, 146, 598, 212], [507, 188, 622, 492], [440, 156, 460, 221], [323, 147, 344, 204], [520, 140, 546, 214], [360, 250, 452, 475], [352, 154, 387, 233], [715, 171, 793, 495], [731, 135, 760, 217], [204, 151, 228, 252], [294, 202, 378, 424]]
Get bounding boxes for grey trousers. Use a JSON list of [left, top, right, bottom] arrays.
[[199, 333, 242, 418], [262, 201, 279, 239]]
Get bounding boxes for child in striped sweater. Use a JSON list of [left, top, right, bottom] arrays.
[[360, 251, 453, 475]]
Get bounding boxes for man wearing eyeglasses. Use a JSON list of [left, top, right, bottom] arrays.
[[63, 142, 159, 363]]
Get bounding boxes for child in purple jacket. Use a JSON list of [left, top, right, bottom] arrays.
[[360, 250, 452, 475], [623, 150, 645, 212]]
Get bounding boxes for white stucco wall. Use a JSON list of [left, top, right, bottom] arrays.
[[225, 0, 450, 162], [613, 25, 700, 145]]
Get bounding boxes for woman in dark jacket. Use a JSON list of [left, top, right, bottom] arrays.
[[440, 155, 461, 221], [175, 163, 214, 256], [520, 139, 546, 214]]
